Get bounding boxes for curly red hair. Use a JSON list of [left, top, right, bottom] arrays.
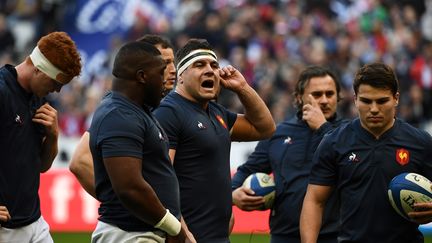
[[37, 31, 82, 82]]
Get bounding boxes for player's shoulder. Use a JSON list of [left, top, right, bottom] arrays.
[[155, 93, 187, 119], [316, 118, 355, 147], [208, 100, 228, 113], [328, 118, 354, 136], [396, 118, 432, 144], [158, 92, 189, 111]]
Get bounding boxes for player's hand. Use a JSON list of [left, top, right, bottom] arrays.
[[184, 227, 196, 243], [218, 65, 248, 93], [408, 202, 432, 224], [32, 103, 59, 138], [166, 227, 193, 243], [0, 205, 11, 223], [232, 186, 265, 211], [302, 94, 326, 130]]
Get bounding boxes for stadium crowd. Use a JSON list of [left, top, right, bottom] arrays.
[[1, 0, 432, 138]]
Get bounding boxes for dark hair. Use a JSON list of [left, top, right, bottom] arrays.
[[293, 66, 341, 110], [137, 34, 173, 50], [353, 62, 399, 95], [175, 39, 214, 67], [112, 41, 161, 80]]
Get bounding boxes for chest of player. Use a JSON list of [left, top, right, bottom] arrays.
[[333, 137, 425, 184], [0, 92, 45, 147], [268, 127, 324, 170], [181, 110, 231, 146]]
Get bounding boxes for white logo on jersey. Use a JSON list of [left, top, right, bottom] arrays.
[[349, 152, 359, 162], [15, 114, 23, 125], [197, 121, 206, 129], [283, 136, 292, 144]]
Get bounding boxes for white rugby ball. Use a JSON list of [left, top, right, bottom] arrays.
[[388, 172, 432, 220], [242, 172, 275, 210]]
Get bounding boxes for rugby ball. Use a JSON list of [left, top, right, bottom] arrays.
[[388, 172, 432, 220], [242, 172, 275, 210]]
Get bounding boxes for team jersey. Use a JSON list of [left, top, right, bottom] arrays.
[[154, 92, 237, 243], [310, 118, 432, 243], [232, 113, 345, 242], [0, 65, 46, 228], [90, 92, 180, 232]]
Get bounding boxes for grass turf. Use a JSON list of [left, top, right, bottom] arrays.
[[51, 232, 432, 243]]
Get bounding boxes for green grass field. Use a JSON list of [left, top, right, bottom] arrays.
[[51, 232, 271, 242], [51, 232, 432, 243]]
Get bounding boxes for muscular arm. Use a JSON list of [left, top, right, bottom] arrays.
[[300, 184, 333, 243], [105, 156, 169, 225], [69, 132, 96, 198], [219, 66, 275, 141]]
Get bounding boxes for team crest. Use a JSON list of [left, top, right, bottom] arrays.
[[216, 115, 227, 129], [396, 148, 410, 166]]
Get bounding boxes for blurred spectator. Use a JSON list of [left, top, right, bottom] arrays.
[[3, 0, 432, 139], [0, 14, 15, 57]]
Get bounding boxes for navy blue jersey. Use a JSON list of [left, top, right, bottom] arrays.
[[0, 65, 47, 228], [89, 92, 180, 232], [154, 92, 237, 242], [310, 118, 432, 243], [232, 114, 345, 242]]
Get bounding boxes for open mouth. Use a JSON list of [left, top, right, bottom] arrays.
[[201, 80, 214, 88]]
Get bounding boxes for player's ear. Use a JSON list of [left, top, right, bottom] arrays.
[[136, 69, 146, 84], [178, 76, 184, 84], [295, 94, 303, 107], [394, 92, 400, 106]]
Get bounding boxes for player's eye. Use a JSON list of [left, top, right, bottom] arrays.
[[359, 98, 372, 104]]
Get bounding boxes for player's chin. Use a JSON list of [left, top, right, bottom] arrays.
[[165, 81, 175, 90], [200, 93, 217, 101], [323, 111, 334, 119]]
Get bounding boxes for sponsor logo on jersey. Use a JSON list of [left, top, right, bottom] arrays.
[[348, 152, 360, 162], [197, 121, 206, 130], [15, 114, 23, 125], [283, 136, 292, 144]]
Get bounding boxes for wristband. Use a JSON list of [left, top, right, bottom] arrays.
[[154, 209, 181, 236]]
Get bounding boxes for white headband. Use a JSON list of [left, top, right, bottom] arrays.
[[30, 46, 68, 84], [177, 49, 218, 75]]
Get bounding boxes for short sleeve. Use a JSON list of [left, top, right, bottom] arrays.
[[153, 105, 182, 149], [309, 133, 338, 186], [95, 109, 145, 159]]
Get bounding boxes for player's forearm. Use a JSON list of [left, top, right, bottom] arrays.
[[39, 134, 58, 172], [69, 161, 96, 198], [237, 85, 275, 139], [114, 180, 178, 231], [300, 200, 324, 243]]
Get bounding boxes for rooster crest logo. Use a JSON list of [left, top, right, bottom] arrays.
[[216, 115, 227, 129], [396, 148, 410, 166]]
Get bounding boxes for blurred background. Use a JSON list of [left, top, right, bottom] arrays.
[[2, 0, 432, 242]]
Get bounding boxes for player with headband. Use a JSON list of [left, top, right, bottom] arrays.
[[153, 38, 276, 242], [0, 31, 81, 242]]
